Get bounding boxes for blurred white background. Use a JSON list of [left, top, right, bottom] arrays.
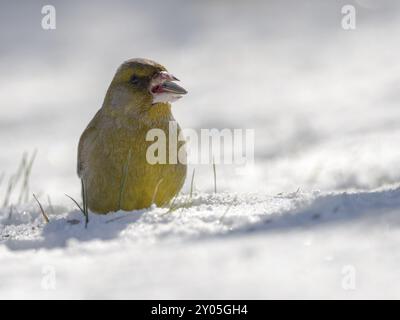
[[1, 0, 400, 204]]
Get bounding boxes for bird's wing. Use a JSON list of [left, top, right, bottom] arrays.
[[77, 110, 101, 177]]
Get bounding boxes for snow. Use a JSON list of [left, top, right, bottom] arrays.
[[1, 0, 400, 299], [1, 188, 400, 299]]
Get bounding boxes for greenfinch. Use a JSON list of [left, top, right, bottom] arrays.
[[77, 58, 187, 214]]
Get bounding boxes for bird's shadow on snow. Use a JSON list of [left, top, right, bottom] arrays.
[[227, 187, 400, 237], [2, 209, 147, 251]]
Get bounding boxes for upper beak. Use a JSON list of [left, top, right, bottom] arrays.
[[156, 71, 188, 95]]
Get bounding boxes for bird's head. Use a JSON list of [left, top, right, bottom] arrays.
[[105, 58, 187, 115]]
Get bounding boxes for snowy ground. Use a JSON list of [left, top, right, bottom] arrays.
[[2, 187, 400, 299], [1, 1, 400, 299]]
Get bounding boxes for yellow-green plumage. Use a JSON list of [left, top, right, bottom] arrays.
[[78, 59, 187, 214]]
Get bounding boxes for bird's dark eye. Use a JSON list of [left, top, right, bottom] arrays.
[[130, 75, 139, 85]]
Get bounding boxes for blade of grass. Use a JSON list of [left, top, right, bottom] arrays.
[[0, 172, 4, 205], [179, 169, 197, 210], [33, 193, 49, 224], [3, 153, 27, 208], [8, 205, 13, 220], [164, 193, 179, 214], [151, 178, 164, 205], [189, 169, 195, 199], [163, 168, 197, 215], [0, 172, 5, 188], [47, 195, 55, 215], [219, 196, 237, 226], [65, 193, 84, 213], [118, 148, 132, 211], [213, 158, 217, 194], [66, 181, 88, 227], [18, 150, 37, 205], [3, 177, 15, 208], [82, 179, 89, 228]]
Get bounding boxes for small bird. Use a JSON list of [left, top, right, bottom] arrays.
[[77, 58, 188, 214]]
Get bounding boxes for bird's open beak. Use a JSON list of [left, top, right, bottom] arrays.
[[150, 71, 187, 104], [160, 80, 187, 95]]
